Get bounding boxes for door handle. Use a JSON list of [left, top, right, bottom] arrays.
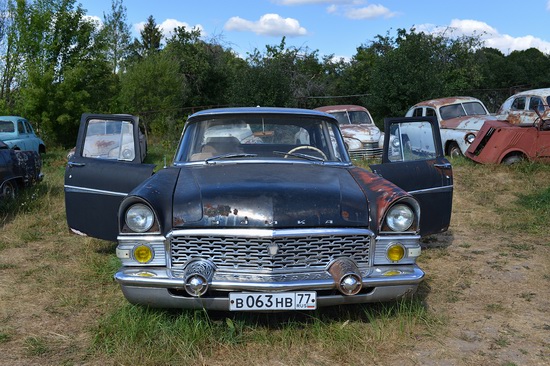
[[68, 161, 85, 167], [434, 163, 452, 169]]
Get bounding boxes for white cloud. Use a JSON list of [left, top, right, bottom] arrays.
[[83, 15, 102, 27], [224, 13, 307, 37], [417, 19, 550, 54], [134, 19, 205, 39], [345, 4, 396, 19]]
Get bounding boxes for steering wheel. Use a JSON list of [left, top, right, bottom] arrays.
[[285, 145, 328, 160]]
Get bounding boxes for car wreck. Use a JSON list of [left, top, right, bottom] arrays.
[[0, 140, 43, 199], [465, 108, 550, 164], [405, 97, 496, 157], [315, 105, 384, 159], [0, 116, 46, 153], [64, 108, 453, 311], [496, 88, 550, 126]]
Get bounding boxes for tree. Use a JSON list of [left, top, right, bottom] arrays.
[[126, 15, 162, 66], [101, 0, 131, 74]]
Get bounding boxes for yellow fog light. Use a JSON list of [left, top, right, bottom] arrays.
[[387, 244, 405, 262], [133, 244, 153, 264]]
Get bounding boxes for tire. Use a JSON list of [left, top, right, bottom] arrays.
[[502, 155, 524, 165], [1, 180, 17, 199], [448, 143, 462, 158]]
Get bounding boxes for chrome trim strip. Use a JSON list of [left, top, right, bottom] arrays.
[[64, 184, 127, 197], [168, 227, 374, 238], [408, 185, 453, 195]]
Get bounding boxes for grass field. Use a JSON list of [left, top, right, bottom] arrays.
[[0, 146, 549, 365]]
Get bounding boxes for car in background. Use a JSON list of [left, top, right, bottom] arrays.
[[496, 88, 550, 125], [0, 116, 46, 153], [0, 140, 43, 199], [465, 109, 550, 164], [315, 105, 383, 159], [64, 108, 453, 311], [405, 97, 496, 157]]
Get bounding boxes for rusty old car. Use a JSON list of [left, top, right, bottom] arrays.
[[405, 97, 496, 157], [465, 108, 550, 164], [64, 108, 453, 311], [314, 105, 384, 159], [496, 88, 550, 126], [0, 116, 46, 153], [0, 140, 42, 199]]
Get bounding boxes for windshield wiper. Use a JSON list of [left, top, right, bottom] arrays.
[[205, 153, 257, 163], [273, 151, 325, 161]]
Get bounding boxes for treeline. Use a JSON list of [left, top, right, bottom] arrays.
[[1, 0, 549, 147]]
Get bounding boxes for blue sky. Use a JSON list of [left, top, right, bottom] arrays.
[[79, 0, 550, 60]]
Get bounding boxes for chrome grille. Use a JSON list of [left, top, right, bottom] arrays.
[[170, 231, 372, 273]]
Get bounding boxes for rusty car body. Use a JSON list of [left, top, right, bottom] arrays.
[[496, 88, 550, 126], [465, 109, 550, 164], [405, 97, 496, 157], [64, 108, 453, 311], [0, 140, 43, 199], [0, 116, 46, 153], [315, 105, 384, 159]]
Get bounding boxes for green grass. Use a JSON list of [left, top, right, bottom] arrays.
[[92, 298, 441, 365], [2, 146, 550, 365]]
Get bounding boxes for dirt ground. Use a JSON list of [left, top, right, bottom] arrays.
[[0, 165, 549, 365]]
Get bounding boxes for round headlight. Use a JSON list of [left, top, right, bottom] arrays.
[[465, 133, 476, 144], [386, 204, 414, 231], [133, 244, 153, 263], [125, 203, 154, 232], [391, 137, 400, 148]]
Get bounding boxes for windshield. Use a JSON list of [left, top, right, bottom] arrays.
[[440, 102, 487, 120], [175, 114, 348, 163], [330, 111, 373, 125]]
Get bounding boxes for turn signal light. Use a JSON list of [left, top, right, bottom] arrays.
[[133, 244, 153, 264], [387, 244, 405, 262]]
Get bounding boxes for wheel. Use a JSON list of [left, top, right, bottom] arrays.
[[285, 146, 328, 160], [448, 143, 462, 158], [502, 155, 524, 165], [1, 180, 17, 199]]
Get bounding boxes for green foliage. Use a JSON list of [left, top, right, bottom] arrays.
[[0, 3, 549, 146]]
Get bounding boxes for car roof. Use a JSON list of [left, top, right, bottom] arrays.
[[314, 105, 369, 113], [188, 107, 333, 119], [507, 88, 550, 98], [411, 96, 483, 109], [0, 116, 25, 122]]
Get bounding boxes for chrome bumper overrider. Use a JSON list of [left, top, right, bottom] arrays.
[[114, 264, 424, 309]]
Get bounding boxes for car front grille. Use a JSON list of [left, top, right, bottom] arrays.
[[170, 229, 372, 273], [349, 146, 382, 159]]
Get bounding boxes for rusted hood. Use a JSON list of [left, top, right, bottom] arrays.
[[340, 124, 381, 142], [440, 115, 497, 130], [171, 163, 371, 229]]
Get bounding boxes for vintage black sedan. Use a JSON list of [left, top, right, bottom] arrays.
[[64, 108, 453, 311], [0, 139, 42, 199]]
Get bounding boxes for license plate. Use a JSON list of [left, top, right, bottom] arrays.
[[229, 292, 316, 311]]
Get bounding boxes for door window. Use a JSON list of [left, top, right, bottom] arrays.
[[82, 119, 136, 161], [388, 121, 437, 162]]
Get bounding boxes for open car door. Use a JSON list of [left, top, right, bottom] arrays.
[[64, 114, 155, 242], [370, 117, 453, 236]]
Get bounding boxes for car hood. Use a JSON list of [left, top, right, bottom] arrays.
[[171, 163, 370, 228], [339, 125, 381, 142], [440, 115, 497, 130]]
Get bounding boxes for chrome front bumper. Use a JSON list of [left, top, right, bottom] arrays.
[[114, 264, 424, 310]]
